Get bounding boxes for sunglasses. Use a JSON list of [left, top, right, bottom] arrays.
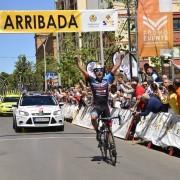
[[94, 68, 104, 72]]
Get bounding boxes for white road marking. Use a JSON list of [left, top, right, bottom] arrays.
[[0, 136, 95, 143]]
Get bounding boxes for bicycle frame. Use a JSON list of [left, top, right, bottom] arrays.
[[97, 115, 121, 166]]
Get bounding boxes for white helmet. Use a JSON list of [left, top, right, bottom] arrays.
[[93, 64, 104, 73]]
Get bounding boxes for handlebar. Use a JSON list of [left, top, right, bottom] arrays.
[[98, 114, 121, 125]]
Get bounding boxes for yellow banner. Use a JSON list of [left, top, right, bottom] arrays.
[[0, 10, 82, 33], [138, 0, 173, 57]]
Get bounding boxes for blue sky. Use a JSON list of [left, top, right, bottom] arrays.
[[0, 0, 54, 74]]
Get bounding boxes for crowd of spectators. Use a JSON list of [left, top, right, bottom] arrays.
[[50, 63, 180, 117]]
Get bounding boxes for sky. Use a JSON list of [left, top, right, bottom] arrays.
[[0, 0, 55, 74]]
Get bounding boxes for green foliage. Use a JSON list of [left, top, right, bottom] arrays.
[[150, 56, 162, 72], [34, 56, 59, 90], [58, 35, 118, 87], [5, 54, 58, 91], [58, 43, 82, 87]]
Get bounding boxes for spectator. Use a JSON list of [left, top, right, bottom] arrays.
[[150, 83, 159, 98], [116, 73, 124, 91], [168, 85, 178, 114], [158, 85, 179, 114], [161, 77, 169, 95], [47, 78, 54, 90], [138, 63, 149, 82], [131, 77, 145, 99], [142, 80, 153, 96], [162, 74, 168, 81], [146, 66, 161, 82], [173, 78, 180, 113], [116, 74, 134, 95], [131, 77, 145, 111], [136, 94, 166, 116], [144, 63, 150, 73], [109, 84, 118, 108]]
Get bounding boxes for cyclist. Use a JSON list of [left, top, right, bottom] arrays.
[[75, 54, 123, 143]]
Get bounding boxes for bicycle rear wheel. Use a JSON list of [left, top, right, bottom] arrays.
[[107, 128, 117, 166]]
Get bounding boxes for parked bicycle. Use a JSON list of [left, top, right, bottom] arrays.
[[97, 115, 121, 166]]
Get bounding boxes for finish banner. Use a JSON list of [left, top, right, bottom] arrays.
[[0, 9, 118, 33], [138, 0, 173, 57]]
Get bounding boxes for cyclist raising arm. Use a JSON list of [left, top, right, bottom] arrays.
[[74, 53, 123, 141]]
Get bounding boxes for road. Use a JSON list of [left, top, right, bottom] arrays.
[[0, 116, 180, 180]]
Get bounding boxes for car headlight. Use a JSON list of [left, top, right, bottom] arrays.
[[53, 110, 62, 115], [19, 110, 29, 116]]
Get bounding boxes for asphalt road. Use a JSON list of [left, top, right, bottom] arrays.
[[0, 116, 180, 180]]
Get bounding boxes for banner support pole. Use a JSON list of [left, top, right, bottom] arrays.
[[127, 0, 133, 79], [100, 31, 104, 66]]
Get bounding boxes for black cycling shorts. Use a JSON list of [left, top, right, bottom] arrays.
[[91, 104, 110, 118]]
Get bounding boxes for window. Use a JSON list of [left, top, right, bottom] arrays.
[[21, 96, 57, 106], [3, 97, 19, 103], [173, 18, 180, 31]]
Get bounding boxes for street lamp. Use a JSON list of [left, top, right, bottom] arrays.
[[37, 34, 49, 91], [54, 0, 61, 86], [42, 38, 48, 91]]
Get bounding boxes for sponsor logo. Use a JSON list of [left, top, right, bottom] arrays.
[[143, 16, 167, 30], [89, 15, 97, 22], [103, 14, 114, 26]]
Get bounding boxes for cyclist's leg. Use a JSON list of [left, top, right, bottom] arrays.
[[90, 107, 99, 131], [90, 107, 101, 141]]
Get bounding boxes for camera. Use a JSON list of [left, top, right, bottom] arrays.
[[138, 71, 143, 75]]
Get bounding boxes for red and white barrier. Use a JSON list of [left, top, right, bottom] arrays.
[[63, 103, 180, 153], [136, 113, 180, 149]]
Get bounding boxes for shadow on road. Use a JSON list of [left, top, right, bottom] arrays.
[[76, 155, 122, 166]]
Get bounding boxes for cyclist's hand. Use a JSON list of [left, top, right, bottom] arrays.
[[119, 50, 125, 59], [115, 52, 124, 63], [74, 55, 81, 64]]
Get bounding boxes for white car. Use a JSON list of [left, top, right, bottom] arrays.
[[13, 94, 64, 132]]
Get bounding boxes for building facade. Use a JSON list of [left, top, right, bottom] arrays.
[[35, 0, 179, 77], [35, 33, 57, 63]]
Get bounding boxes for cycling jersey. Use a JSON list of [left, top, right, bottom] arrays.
[[87, 73, 114, 105]]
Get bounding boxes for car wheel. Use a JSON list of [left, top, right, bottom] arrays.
[[13, 116, 16, 129], [13, 119, 15, 129], [14, 119, 21, 133], [56, 125, 64, 131]]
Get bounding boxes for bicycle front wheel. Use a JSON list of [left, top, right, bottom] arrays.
[[107, 128, 117, 166], [99, 132, 107, 161]]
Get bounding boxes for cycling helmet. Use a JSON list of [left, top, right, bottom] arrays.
[[93, 64, 104, 73]]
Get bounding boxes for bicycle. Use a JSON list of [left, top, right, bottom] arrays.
[[97, 115, 121, 166]]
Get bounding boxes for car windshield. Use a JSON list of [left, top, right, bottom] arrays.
[[20, 96, 58, 106], [3, 97, 19, 102]]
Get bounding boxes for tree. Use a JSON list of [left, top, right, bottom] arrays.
[[58, 35, 119, 87], [13, 55, 34, 91], [0, 72, 9, 94], [35, 55, 59, 90]]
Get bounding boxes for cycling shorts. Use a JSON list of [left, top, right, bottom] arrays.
[[90, 105, 112, 127]]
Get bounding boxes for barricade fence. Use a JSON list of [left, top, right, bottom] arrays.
[[62, 103, 180, 151]]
